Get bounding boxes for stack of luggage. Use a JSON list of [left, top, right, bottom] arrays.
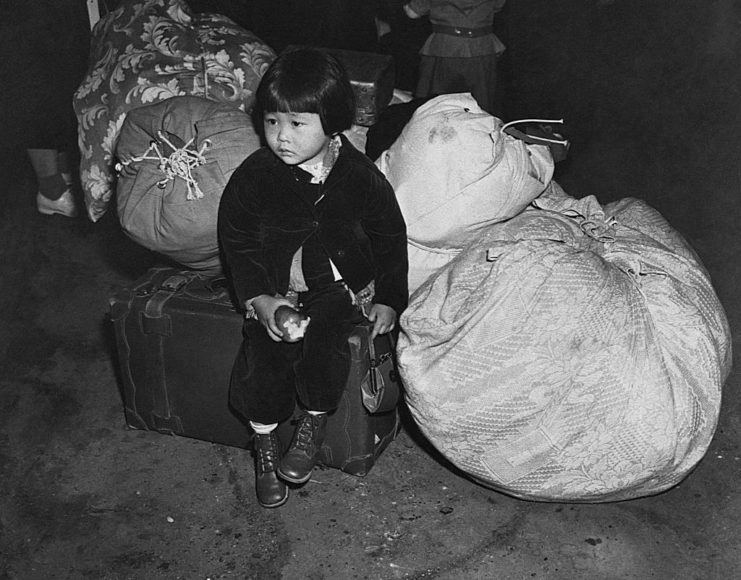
[[83, 1, 731, 495]]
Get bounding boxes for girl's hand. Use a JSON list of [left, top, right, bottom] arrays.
[[367, 303, 397, 340], [250, 294, 295, 342]]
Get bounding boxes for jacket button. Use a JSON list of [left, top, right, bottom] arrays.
[[312, 220, 319, 227], [337, 249, 346, 258]]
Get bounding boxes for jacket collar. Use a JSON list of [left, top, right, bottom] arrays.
[[270, 133, 356, 189]]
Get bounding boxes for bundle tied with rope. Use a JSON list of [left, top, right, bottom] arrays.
[[117, 131, 212, 201], [115, 96, 261, 272], [397, 181, 731, 502], [375, 93, 559, 293]]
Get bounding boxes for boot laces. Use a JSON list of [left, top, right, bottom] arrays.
[[293, 415, 320, 453], [255, 433, 279, 474]]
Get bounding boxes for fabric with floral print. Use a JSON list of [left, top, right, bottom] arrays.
[[73, 0, 275, 222], [398, 181, 731, 502]]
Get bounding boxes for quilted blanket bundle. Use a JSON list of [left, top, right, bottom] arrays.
[[397, 183, 731, 502], [74, 0, 275, 222]]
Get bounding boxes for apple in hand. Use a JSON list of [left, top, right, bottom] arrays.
[[274, 305, 311, 342]]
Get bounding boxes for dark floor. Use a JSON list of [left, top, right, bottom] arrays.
[[2, 2, 741, 579]]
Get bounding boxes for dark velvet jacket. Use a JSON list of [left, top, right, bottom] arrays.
[[218, 135, 409, 316]]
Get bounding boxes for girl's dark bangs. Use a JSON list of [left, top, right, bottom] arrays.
[[265, 82, 319, 114]]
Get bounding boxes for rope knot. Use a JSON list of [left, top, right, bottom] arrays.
[[579, 216, 617, 242], [562, 208, 617, 243], [116, 131, 211, 200]]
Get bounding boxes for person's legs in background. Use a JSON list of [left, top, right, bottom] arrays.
[[27, 148, 78, 217], [2, 0, 89, 218]]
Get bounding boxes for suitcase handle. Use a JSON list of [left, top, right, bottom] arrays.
[[160, 274, 193, 293], [182, 275, 234, 305]]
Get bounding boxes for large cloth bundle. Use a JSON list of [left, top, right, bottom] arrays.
[[397, 183, 731, 502], [376, 93, 554, 292], [74, 0, 275, 221], [406, 242, 462, 296], [116, 96, 260, 272]]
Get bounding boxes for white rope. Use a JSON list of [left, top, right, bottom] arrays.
[[116, 131, 212, 200]]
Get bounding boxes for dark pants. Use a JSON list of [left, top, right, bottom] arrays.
[[229, 283, 366, 425]]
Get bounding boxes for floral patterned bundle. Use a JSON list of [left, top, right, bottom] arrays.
[[74, 0, 275, 222], [398, 182, 732, 501]]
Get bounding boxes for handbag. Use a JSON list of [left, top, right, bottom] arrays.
[[360, 327, 401, 414]]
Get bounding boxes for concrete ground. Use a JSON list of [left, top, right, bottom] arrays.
[[2, 2, 741, 579]]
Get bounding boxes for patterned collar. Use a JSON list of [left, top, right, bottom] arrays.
[[298, 135, 342, 184]]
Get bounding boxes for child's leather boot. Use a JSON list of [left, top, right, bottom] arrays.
[[278, 413, 327, 484], [253, 432, 288, 508]]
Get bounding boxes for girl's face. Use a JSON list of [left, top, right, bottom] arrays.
[[263, 111, 331, 166]]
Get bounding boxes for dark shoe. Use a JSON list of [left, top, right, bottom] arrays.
[[278, 413, 328, 484], [253, 432, 288, 508]]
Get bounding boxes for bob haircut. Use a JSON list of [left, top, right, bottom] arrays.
[[254, 47, 356, 136]]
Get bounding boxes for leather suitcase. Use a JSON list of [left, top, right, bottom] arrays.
[[278, 323, 401, 476], [109, 266, 399, 476], [326, 48, 396, 127]]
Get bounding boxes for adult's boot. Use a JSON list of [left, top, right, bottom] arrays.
[[278, 413, 327, 484], [253, 432, 288, 508]]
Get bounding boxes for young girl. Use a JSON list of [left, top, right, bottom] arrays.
[[218, 47, 408, 508], [404, 0, 507, 115]]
